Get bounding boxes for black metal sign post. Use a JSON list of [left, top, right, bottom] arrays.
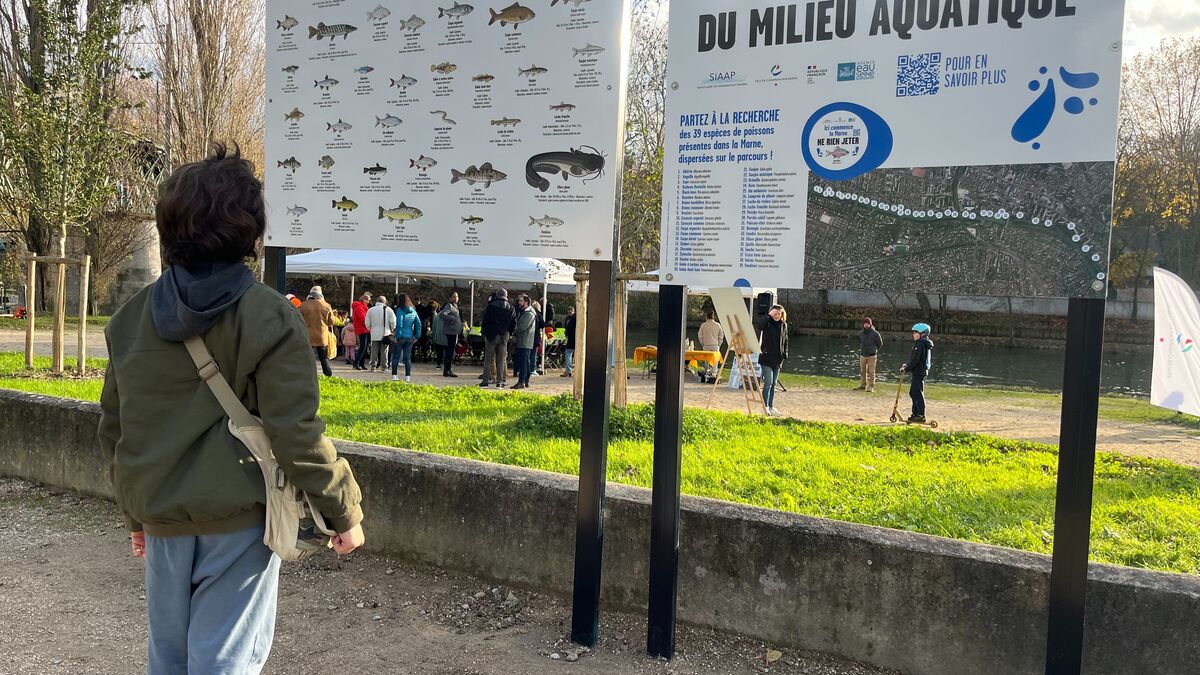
[[1044, 297, 1106, 674], [571, 258, 616, 646], [647, 284, 687, 658], [263, 246, 287, 294]]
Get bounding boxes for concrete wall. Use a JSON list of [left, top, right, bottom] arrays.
[[2, 389, 1197, 675]]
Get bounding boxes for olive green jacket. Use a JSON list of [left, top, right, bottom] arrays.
[[98, 282, 363, 537]]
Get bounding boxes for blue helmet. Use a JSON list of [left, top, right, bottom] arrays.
[[912, 323, 931, 335]]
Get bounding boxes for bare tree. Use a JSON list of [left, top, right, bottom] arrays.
[[1120, 37, 1200, 287], [619, 0, 667, 274], [145, 0, 265, 167]]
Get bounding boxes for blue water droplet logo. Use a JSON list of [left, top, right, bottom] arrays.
[[1011, 65, 1102, 149]]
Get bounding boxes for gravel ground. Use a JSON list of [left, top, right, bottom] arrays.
[[0, 479, 900, 675]]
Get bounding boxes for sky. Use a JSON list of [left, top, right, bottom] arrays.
[[1124, 0, 1200, 57]]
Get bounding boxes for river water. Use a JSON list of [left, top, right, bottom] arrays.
[[626, 330, 1151, 397]]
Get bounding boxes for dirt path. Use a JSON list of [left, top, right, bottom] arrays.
[[0, 479, 896, 675], [4, 328, 1197, 466]]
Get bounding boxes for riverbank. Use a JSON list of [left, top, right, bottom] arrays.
[[2, 353, 1197, 574]]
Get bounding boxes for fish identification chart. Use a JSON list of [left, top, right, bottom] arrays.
[[660, 0, 1124, 298], [266, 0, 629, 260]]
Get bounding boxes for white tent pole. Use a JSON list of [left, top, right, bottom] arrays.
[[395, 276, 400, 297], [350, 275, 356, 311], [470, 280, 475, 328], [542, 283, 548, 321]]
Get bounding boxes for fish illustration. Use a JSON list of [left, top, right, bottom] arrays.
[[390, 74, 418, 89], [529, 214, 564, 228], [430, 110, 457, 125], [461, 216, 484, 225], [375, 113, 403, 128], [308, 22, 358, 41], [572, 43, 604, 58], [332, 196, 359, 212], [314, 75, 339, 90], [401, 14, 425, 31], [327, 119, 353, 133], [438, 2, 474, 19], [277, 15, 299, 31], [409, 155, 438, 172], [282, 65, 300, 74], [287, 205, 308, 217], [284, 107, 304, 121], [472, 74, 495, 82], [551, 0, 590, 6], [277, 157, 301, 173], [488, 3, 535, 29], [367, 4, 391, 21], [431, 62, 457, 74], [318, 155, 335, 170], [518, 65, 548, 77], [363, 163, 388, 175], [378, 203, 424, 222], [355, 66, 375, 75], [451, 162, 507, 188], [491, 117, 521, 127], [550, 102, 576, 112], [524, 145, 605, 192]]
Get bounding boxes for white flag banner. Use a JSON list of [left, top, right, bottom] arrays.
[[1151, 267, 1200, 417]]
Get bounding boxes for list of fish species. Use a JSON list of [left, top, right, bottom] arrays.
[[265, 0, 627, 260]]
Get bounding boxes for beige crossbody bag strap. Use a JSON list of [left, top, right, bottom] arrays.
[[183, 336, 262, 442]]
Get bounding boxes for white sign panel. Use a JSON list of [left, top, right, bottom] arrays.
[[661, 0, 1124, 297], [1152, 268, 1200, 418], [266, 0, 628, 260]]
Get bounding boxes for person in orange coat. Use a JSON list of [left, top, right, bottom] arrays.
[[298, 286, 334, 377]]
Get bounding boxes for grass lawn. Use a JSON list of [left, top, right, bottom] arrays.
[[0, 352, 1197, 574], [0, 315, 110, 332]]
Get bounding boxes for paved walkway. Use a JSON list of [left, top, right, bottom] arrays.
[[0, 479, 897, 675]]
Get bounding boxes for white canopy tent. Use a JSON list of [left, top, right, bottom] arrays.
[[285, 249, 576, 324]]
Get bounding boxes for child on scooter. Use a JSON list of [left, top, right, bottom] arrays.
[[900, 323, 934, 424]]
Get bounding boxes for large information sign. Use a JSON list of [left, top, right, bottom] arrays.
[[661, 0, 1124, 297], [266, 0, 627, 259]]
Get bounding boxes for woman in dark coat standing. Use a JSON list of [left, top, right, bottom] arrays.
[[757, 304, 789, 417]]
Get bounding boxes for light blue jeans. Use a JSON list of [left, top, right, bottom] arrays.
[[564, 348, 574, 374], [761, 364, 780, 409], [145, 524, 280, 674]]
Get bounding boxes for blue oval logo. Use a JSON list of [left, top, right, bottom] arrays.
[[802, 102, 893, 181]]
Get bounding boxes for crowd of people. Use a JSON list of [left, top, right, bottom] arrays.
[[293, 285, 569, 390], [299, 284, 933, 421]]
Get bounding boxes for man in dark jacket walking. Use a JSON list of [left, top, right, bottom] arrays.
[[561, 306, 576, 377], [439, 293, 463, 377], [512, 295, 536, 389], [901, 322, 934, 423], [857, 317, 883, 392], [481, 288, 515, 387]]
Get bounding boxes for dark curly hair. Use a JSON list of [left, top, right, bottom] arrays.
[[156, 142, 265, 268]]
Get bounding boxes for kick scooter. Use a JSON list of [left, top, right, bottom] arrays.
[[889, 369, 939, 428]]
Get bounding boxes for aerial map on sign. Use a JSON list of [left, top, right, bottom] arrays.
[[265, 0, 627, 260], [804, 162, 1115, 298]]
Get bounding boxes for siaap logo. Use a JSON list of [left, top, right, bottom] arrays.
[[1161, 334, 1196, 353]]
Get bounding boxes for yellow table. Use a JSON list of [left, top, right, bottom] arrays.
[[632, 346, 723, 377]]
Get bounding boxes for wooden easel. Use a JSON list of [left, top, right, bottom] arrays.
[[706, 314, 767, 415]]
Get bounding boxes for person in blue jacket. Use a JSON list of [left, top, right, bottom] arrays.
[[900, 322, 934, 423], [391, 293, 422, 382]]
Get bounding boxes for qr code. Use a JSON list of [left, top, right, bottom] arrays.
[[896, 52, 941, 97]]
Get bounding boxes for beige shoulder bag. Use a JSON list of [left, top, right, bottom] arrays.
[[183, 336, 335, 560]]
